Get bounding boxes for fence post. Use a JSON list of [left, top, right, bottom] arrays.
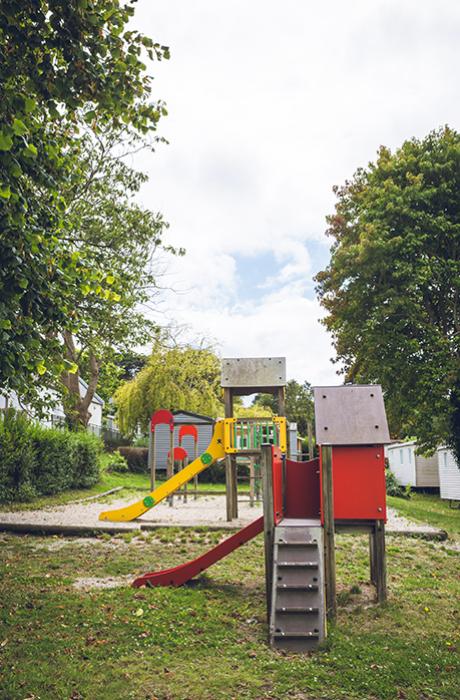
[[261, 443, 275, 627]]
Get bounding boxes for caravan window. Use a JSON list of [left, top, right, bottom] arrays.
[[444, 452, 448, 467], [407, 448, 411, 463], [399, 449, 403, 463]]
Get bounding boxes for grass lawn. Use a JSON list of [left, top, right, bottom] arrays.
[[388, 493, 460, 538], [0, 524, 459, 700]]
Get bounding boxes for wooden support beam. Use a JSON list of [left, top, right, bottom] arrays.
[[369, 532, 377, 585], [249, 457, 255, 507], [224, 388, 237, 521], [261, 443, 275, 626], [373, 520, 387, 603], [148, 429, 155, 492], [307, 420, 314, 461], [321, 444, 337, 623], [167, 429, 174, 507], [277, 386, 286, 416]]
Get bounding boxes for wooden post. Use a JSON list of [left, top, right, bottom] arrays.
[[373, 520, 387, 603], [261, 443, 275, 625], [277, 386, 286, 416], [193, 441, 198, 500], [183, 457, 188, 503], [224, 387, 238, 521], [148, 428, 156, 492], [167, 429, 174, 507], [369, 532, 376, 585], [321, 444, 337, 622], [307, 420, 314, 461], [249, 456, 255, 507]]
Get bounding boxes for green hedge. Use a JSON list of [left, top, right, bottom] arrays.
[[0, 409, 101, 503], [118, 446, 148, 473]]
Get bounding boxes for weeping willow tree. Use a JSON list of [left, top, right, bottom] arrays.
[[114, 344, 223, 435]]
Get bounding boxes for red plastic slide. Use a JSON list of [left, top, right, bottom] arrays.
[[132, 516, 264, 588]]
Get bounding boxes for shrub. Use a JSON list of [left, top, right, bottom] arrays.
[[69, 432, 102, 487], [31, 424, 74, 495], [385, 468, 411, 499], [204, 459, 226, 483], [0, 409, 101, 503], [118, 446, 148, 473], [0, 409, 36, 503], [106, 450, 129, 473], [133, 435, 149, 448]]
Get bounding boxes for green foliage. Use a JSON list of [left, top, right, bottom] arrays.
[[30, 424, 74, 495], [385, 468, 411, 499], [118, 446, 148, 473], [0, 1, 169, 403], [69, 431, 102, 488], [115, 343, 222, 435], [253, 379, 314, 435], [0, 409, 36, 502], [105, 450, 129, 474], [316, 127, 460, 459], [0, 410, 101, 503]]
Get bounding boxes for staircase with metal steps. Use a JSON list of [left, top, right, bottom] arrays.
[[270, 519, 325, 652]]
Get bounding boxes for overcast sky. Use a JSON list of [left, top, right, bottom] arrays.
[[130, 0, 459, 385]]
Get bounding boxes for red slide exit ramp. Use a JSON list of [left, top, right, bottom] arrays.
[[132, 516, 264, 588]]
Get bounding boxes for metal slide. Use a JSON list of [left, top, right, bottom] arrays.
[[132, 516, 264, 587], [99, 421, 226, 522]]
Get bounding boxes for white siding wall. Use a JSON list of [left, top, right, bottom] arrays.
[[1, 386, 103, 431], [386, 443, 416, 486], [437, 448, 460, 501]]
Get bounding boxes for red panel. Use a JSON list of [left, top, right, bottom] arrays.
[[178, 424, 198, 444], [285, 458, 321, 519], [320, 445, 386, 522], [150, 409, 174, 432], [272, 447, 284, 524], [132, 516, 264, 588], [168, 447, 188, 462]]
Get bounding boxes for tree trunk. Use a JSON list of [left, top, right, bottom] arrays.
[[61, 331, 99, 430]]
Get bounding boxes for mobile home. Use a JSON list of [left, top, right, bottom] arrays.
[[437, 447, 460, 502], [386, 441, 439, 489]]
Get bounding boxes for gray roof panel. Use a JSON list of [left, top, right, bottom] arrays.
[[314, 385, 390, 445]]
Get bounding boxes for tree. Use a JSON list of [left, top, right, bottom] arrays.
[[253, 379, 314, 435], [114, 344, 223, 435], [0, 1, 169, 402], [57, 131, 182, 429], [315, 127, 460, 462]]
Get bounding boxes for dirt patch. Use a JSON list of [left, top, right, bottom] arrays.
[[73, 575, 134, 590]]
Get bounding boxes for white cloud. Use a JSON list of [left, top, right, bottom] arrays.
[[130, 0, 460, 384]]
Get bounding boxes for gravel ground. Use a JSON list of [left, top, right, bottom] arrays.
[[0, 491, 444, 534]]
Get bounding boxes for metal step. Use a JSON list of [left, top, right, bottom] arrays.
[[276, 583, 318, 590], [275, 606, 318, 613], [276, 561, 318, 568], [273, 631, 319, 638], [270, 523, 325, 652]]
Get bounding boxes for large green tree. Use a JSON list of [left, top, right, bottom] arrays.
[[114, 344, 223, 435], [0, 1, 169, 402], [316, 127, 460, 462], [57, 131, 181, 429]]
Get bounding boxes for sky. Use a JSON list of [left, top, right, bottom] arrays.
[[129, 0, 460, 385]]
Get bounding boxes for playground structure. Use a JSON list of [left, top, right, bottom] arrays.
[[99, 357, 391, 652]]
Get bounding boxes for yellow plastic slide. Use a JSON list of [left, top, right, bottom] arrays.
[[99, 421, 226, 522]]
